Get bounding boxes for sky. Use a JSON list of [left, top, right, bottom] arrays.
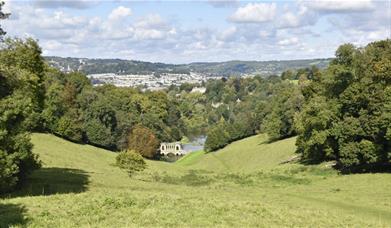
[[2, 0, 391, 63]]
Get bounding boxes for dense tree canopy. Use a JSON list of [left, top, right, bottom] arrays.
[[0, 38, 43, 193], [295, 40, 391, 171]]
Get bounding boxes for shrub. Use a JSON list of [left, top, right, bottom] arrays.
[[116, 150, 146, 176]]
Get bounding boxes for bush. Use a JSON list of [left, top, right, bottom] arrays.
[[116, 150, 146, 176]]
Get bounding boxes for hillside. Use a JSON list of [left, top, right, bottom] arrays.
[[45, 56, 331, 76], [1, 133, 391, 227], [177, 134, 297, 172]]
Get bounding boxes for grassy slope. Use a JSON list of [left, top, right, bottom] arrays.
[[176, 150, 205, 166], [1, 133, 390, 227], [177, 134, 297, 172]]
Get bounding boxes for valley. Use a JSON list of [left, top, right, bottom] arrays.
[[1, 133, 390, 227], [1, 2, 390, 227]]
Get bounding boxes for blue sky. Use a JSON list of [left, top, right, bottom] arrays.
[[3, 0, 390, 63]]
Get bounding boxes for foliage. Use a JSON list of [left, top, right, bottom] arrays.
[[0, 38, 46, 130], [295, 40, 391, 170], [0, 38, 43, 193], [261, 81, 304, 141], [42, 70, 184, 150], [204, 116, 256, 152], [127, 125, 160, 158], [115, 150, 146, 176], [204, 119, 230, 152], [202, 76, 303, 151], [40, 60, 313, 154]]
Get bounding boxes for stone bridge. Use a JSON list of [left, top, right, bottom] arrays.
[[160, 142, 184, 156]]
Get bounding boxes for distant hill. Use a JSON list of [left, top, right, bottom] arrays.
[[44, 56, 331, 77], [187, 59, 330, 76]]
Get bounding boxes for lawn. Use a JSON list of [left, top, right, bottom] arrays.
[[1, 133, 390, 227]]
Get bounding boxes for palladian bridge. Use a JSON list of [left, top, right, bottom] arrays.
[[159, 142, 184, 156]]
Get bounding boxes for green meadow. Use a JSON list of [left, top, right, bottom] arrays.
[[1, 133, 391, 227]]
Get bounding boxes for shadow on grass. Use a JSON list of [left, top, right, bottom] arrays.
[[259, 135, 293, 145], [0, 203, 28, 227], [2, 168, 90, 198], [152, 170, 213, 186], [299, 158, 391, 174]]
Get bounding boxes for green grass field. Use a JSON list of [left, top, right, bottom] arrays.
[[1, 133, 391, 227]]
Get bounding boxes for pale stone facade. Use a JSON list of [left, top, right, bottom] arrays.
[[160, 142, 184, 156]]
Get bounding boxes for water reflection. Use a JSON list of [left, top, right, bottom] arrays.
[[182, 136, 206, 154]]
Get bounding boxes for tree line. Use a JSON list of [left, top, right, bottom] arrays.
[[0, 33, 308, 192], [204, 39, 391, 173]]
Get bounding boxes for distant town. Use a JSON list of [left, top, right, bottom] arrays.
[[87, 72, 222, 90], [45, 56, 331, 90]]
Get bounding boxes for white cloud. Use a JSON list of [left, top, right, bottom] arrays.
[[229, 3, 276, 23], [278, 37, 299, 46], [108, 6, 132, 21], [259, 30, 272, 38], [134, 29, 165, 40], [135, 14, 166, 29], [303, 0, 374, 13], [280, 12, 301, 28], [43, 40, 62, 50], [219, 26, 237, 41], [132, 14, 175, 41], [277, 4, 318, 29], [3, 0, 12, 13], [2, 0, 388, 63]]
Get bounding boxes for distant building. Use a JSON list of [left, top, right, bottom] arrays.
[[191, 87, 206, 94], [160, 142, 184, 156]]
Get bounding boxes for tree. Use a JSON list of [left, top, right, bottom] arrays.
[[0, 28, 43, 192], [262, 82, 304, 141], [56, 112, 84, 142], [0, 47, 42, 193], [116, 150, 146, 176], [0, 38, 46, 130], [127, 125, 160, 158], [84, 118, 115, 149], [204, 118, 230, 152], [295, 40, 391, 171]]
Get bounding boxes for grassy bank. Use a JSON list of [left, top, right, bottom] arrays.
[[1, 133, 390, 227]]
